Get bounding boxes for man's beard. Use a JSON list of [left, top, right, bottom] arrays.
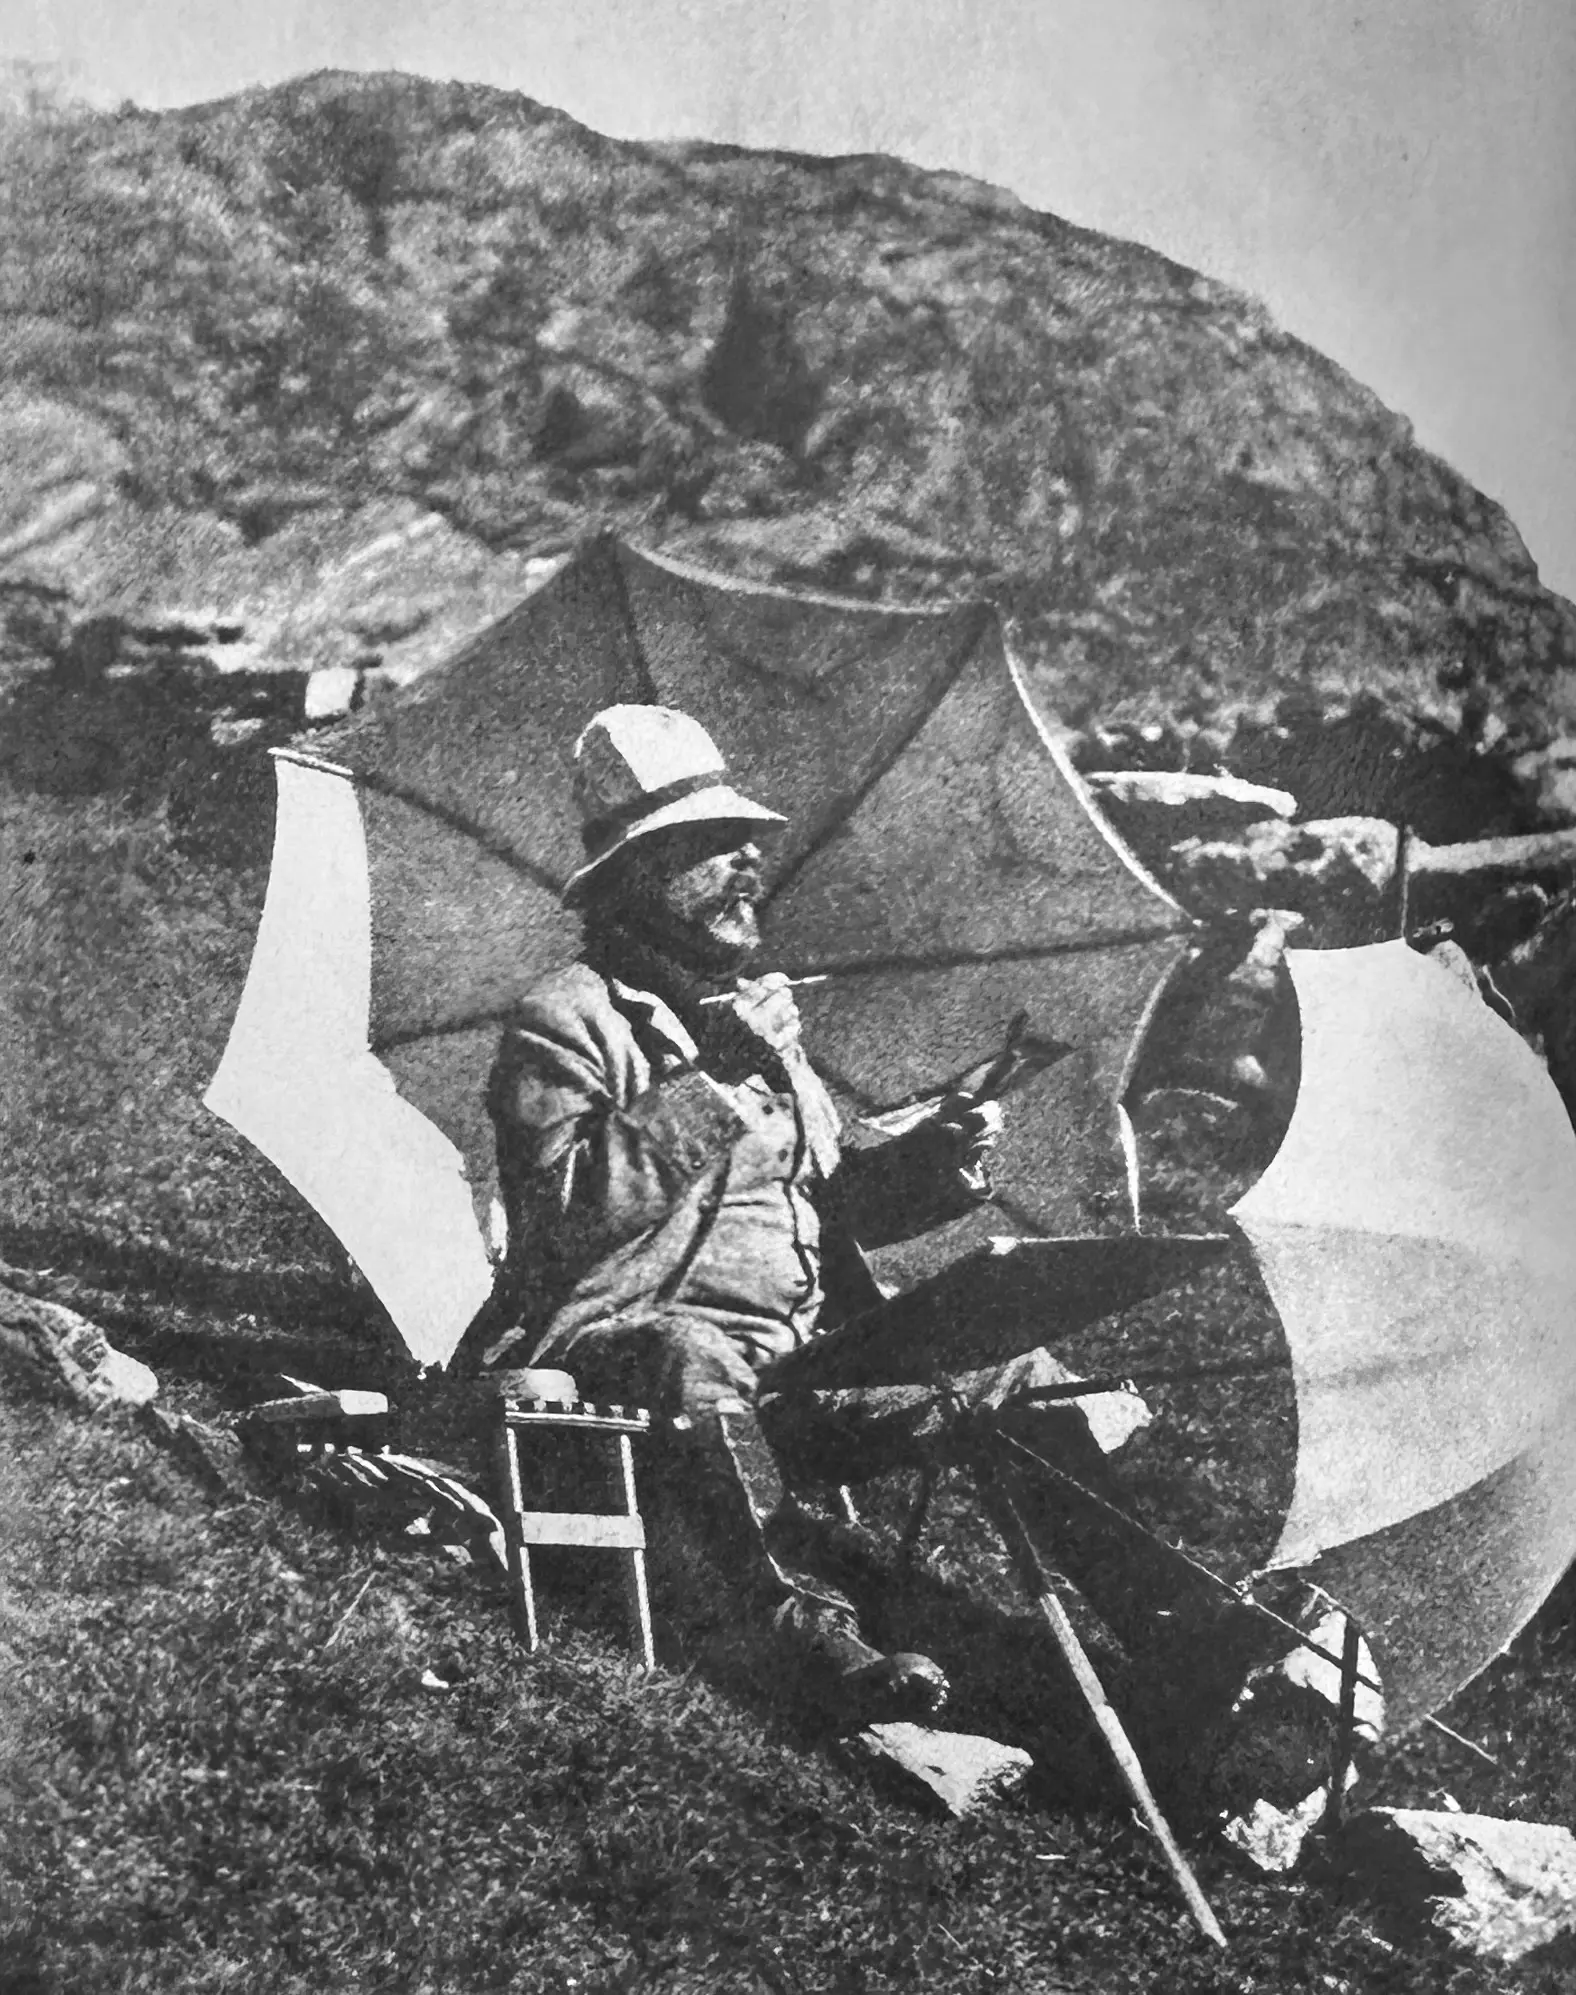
[[594, 845, 766, 979], [701, 886, 761, 963]]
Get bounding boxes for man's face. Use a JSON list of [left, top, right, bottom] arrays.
[[616, 822, 767, 972]]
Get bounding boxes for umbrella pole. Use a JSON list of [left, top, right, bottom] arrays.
[[982, 1465, 1228, 1950], [1323, 1614, 1363, 1831], [1393, 821, 1414, 940]]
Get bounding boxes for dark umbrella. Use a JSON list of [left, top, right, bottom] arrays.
[[206, 534, 1194, 1365]]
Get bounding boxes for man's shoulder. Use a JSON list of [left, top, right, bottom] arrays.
[[512, 960, 622, 1037], [508, 957, 697, 1080], [521, 959, 614, 1012], [493, 962, 642, 1096]]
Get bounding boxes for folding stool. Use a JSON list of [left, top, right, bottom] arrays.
[[494, 1380, 655, 1670]]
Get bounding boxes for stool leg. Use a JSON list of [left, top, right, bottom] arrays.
[[497, 1418, 540, 1652], [616, 1432, 655, 1671]]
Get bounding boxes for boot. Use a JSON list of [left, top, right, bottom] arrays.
[[773, 1593, 948, 1723], [658, 1401, 949, 1725]]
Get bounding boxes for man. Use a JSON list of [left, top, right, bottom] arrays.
[[459, 705, 1257, 1726]]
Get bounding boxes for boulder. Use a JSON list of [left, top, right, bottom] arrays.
[[851, 1723, 1033, 1818], [1167, 817, 1399, 942], [1340, 1808, 1576, 1965], [0, 1279, 157, 1411]]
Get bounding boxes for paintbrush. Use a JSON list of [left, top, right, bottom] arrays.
[[698, 974, 831, 1007]]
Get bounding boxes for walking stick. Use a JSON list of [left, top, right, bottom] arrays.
[[983, 1468, 1228, 1949]]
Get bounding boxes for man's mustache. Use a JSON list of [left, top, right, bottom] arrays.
[[719, 860, 763, 905]]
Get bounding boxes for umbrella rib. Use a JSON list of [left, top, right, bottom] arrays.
[[352, 770, 567, 898], [372, 1005, 522, 1053], [759, 603, 992, 913], [986, 1425, 1390, 1701], [784, 924, 1191, 980], [606, 539, 663, 704], [1019, 1355, 1291, 1399]]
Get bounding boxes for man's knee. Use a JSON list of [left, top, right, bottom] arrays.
[[546, 1308, 763, 1422], [648, 1317, 761, 1420]]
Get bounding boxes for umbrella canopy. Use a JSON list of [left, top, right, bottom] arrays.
[[206, 534, 1192, 1367], [1232, 940, 1576, 1732]]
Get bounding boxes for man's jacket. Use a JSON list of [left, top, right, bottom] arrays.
[[465, 956, 978, 1374]]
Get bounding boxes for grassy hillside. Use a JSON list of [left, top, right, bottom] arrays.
[[6, 1372, 1576, 1995]]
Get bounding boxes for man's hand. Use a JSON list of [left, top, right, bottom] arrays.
[[728, 972, 805, 1059], [932, 1091, 1005, 1196]]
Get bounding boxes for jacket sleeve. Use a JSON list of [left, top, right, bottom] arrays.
[[488, 978, 757, 1329]]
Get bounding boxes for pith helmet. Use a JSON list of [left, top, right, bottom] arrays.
[[562, 704, 784, 903]]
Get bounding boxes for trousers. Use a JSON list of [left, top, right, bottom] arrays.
[[522, 1301, 1278, 1695]]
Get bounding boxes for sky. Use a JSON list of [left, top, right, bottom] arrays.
[[9, 0, 1575, 598]]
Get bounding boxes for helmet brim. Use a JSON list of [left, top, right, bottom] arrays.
[[562, 784, 785, 904]]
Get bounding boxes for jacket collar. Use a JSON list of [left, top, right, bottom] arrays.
[[583, 920, 724, 1071], [606, 976, 699, 1072]]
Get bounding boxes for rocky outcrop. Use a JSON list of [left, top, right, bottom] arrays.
[[1168, 818, 1402, 943], [1166, 816, 1576, 945], [0, 70, 1572, 804], [1083, 769, 1296, 875]]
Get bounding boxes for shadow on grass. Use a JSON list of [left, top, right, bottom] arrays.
[[0, 1217, 1236, 1834], [0, 1219, 404, 1402], [519, 1468, 1129, 1827]]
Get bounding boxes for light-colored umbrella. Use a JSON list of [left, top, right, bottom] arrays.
[[1231, 939, 1576, 1733]]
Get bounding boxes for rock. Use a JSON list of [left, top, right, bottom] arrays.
[[1083, 769, 1297, 869], [851, 1723, 1033, 1817], [1165, 814, 1576, 945], [1167, 817, 1400, 942], [1076, 1385, 1152, 1455], [303, 663, 362, 722], [1340, 1809, 1576, 1965], [1512, 737, 1576, 827], [1215, 1611, 1384, 1876], [0, 1281, 158, 1411], [1223, 1770, 1358, 1875]]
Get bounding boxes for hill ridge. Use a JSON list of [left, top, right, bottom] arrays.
[[0, 67, 1570, 796]]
